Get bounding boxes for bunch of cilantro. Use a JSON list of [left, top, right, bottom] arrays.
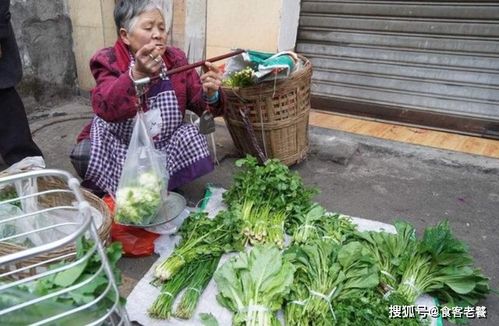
[[223, 156, 317, 242]]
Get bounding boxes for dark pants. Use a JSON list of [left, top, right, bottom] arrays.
[[70, 138, 106, 196], [70, 138, 91, 179], [0, 87, 43, 166]]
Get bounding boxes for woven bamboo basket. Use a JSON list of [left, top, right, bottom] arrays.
[[0, 177, 112, 271], [222, 54, 312, 166]]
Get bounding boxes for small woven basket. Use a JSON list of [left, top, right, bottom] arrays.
[[0, 177, 112, 271], [222, 54, 312, 166]]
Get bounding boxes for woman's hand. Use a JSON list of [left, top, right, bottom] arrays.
[[200, 62, 223, 98], [131, 43, 166, 79]]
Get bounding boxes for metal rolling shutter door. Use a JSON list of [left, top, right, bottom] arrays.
[[296, 1, 499, 137]]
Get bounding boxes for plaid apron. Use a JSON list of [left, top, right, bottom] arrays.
[[85, 74, 210, 195]]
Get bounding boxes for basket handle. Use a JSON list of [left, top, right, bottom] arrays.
[[239, 107, 267, 163]]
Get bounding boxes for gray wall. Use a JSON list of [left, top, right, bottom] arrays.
[[10, 0, 77, 113]]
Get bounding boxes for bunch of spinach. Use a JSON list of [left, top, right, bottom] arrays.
[[292, 204, 357, 245], [397, 221, 490, 307], [284, 240, 379, 325], [0, 238, 123, 325], [356, 220, 491, 320], [355, 221, 417, 292], [214, 245, 294, 326]]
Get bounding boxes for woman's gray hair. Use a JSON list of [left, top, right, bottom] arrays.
[[114, 0, 164, 34]]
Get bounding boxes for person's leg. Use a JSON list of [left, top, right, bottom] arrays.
[[70, 138, 91, 179], [69, 138, 105, 197], [165, 124, 214, 190], [0, 87, 43, 166]]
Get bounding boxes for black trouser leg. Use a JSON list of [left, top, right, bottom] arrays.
[[0, 87, 43, 166]]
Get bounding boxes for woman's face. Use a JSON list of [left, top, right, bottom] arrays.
[[121, 9, 167, 54]]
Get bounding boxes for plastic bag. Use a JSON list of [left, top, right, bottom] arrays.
[[114, 111, 168, 226], [0, 178, 105, 247], [0, 156, 45, 179], [0, 157, 53, 246], [104, 195, 159, 257], [0, 203, 30, 246]]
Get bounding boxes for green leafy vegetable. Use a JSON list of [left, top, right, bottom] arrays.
[[0, 238, 124, 325], [155, 210, 243, 281], [291, 204, 357, 246], [238, 200, 286, 248], [333, 289, 423, 326], [200, 312, 219, 326], [175, 256, 221, 319], [397, 221, 490, 308], [224, 156, 317, 236], [291, 204, 325, 244], [149, 260, 200, 319], [222, 67, 255, 88], [284, 240, 379, 324], [215, 245, 294, 326], [356, 221, 417, 292]]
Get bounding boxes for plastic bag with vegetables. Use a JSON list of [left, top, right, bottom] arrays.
[[115, 111, 168, 226]]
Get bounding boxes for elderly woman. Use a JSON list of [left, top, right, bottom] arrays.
[[72, 0, 223, 195]]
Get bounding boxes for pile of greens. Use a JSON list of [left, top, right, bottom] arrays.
[[0, 186, 21, 208], [115, 171, 163, 225], [149, 256, 220, 319], [150, 210, 243, 320], [355, 220, 491, 323], [175, 256, 221, 319], [356, 221, 417, 292], [154, 211, 243, 281], [397, 221, 490, 307], [239, 200, 287, 248], [149, 260, 196, 319], [292, 204, 357, 245], [144, 156, 493, 325], [223, 156, 316, 244], [214, 245, 294, 326], [284, 240, 379, 324], [222, 67, 255, 88], [0, 238, 123, 325], [332, 289, 422, 326]]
